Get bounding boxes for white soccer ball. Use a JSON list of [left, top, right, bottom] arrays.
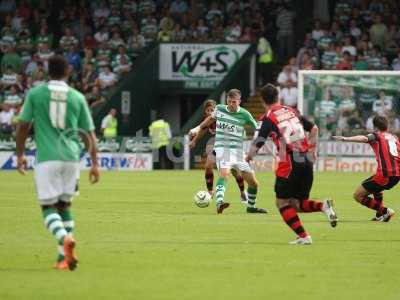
[[194, 191, 212, 208]]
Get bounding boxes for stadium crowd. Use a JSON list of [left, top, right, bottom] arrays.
[[0, 0, 400, 137], [275, 0, 400, 137], [0, 0, 287, 135]]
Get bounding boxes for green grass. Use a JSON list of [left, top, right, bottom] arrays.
[[0, 171, 399, 300]]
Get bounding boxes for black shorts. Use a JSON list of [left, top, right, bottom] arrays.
[[362, 176, 400, 194], [275, 154, 313, 200]]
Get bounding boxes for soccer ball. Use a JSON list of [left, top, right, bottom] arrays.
[[194, 191, 212, 208]]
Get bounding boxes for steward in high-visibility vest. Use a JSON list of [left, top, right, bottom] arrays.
[[148, 119, 172, 149], [101, 108, 118, 138], [257, 36, 274, 85], [258, 37, 273, 64]]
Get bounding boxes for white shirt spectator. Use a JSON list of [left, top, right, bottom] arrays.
[[341, 45, 357, 57], [94, 6, 110, 19], [392, 57, 400, 70], [366, 116, 374, 132], [94, 30, 109, 43], [277, 67, 297, 87], [0, 108, 14, 125], [98, 70, 117, 89], [281, 87, 298, 108], [312, 29, 324, 41], [350, 26, 362, 39], [372, 96, 393, 116]]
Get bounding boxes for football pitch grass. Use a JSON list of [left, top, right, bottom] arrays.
[[0, 171, 399, 300]]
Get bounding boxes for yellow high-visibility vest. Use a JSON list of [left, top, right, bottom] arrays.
[[104, 117, 117, 138], [258, 37, 273, 63], [149, 119, 171, 149]]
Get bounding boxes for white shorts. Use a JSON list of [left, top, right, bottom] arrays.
[[34, 161, 80, 205], [214, 148, 253, 173]]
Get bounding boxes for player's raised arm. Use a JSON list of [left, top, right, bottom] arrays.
[[333, 135, 370, 143], [189, 126, 207, 149]]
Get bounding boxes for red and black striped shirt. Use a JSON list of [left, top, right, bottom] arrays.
[[367, 131, 400, 177]]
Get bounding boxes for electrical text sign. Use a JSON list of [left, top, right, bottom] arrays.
[[159, 43, 250, 84]]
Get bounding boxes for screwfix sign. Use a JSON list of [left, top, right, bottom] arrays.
[[159, 43, 249, 82]]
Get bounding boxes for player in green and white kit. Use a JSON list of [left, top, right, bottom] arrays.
[[194, 89, 267, 214], [16, 55, 100, 271]]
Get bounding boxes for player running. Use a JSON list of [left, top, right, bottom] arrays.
[[191, 89, 267, 214], [333, 115, 399, 222], [16, 55, 99, 270], [189, 99, 248, 202], [246, 84, 337, 245]]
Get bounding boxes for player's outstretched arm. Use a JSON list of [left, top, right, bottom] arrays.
[[189, 127, 208, 149], [15, 121, 31, 175], [332, 135, 369, 143]]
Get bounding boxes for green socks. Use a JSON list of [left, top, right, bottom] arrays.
[[247, 186, 257, 207], [215, 178, 227, 204]]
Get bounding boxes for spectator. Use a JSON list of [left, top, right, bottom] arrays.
[[369, 14, 388, 50], [94, 25, 110, 44], [112, 46, 132, 75], [127, 26, 146, 57], [101, 108, 118, 139], [3, 84, 22, 107], [170, 23, 187, 42], [341, 36, 357, 57], [257, 34, 273, 85], [0, 102, 14, 134], [281, 86, 298, 109], [1, 66, 18, 89], [108, 31, 126, 51], [36, 43, 54, 71], [141, 12, 158, 45], [65, 45, 81, 72], [97, 65, 117, 90], [372, 90, 393, 117], [316, 88, 337, 138], [159, 8, 174, 32], [353, 54, 369, 70], [276, 3, 295, 62], [311, 20, 324, 41], [170, 0, 189, 21], [392, 50, 400, 70], [336, 51, 353, 70], [206, 2, 223, 26], [349, 19, 362, 39], [59, 27, 78, 53], [277, 65, 297, 88], [35, 25, 53, 48], [87, 85, 106, 109], [1, 46, 22, 73], [93, 0, 110, 22], [81, 62, 98, 93]]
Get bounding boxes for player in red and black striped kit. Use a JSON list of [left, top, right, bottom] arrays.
[[246, 84, 338, 245], [334, 115, 399, 222]]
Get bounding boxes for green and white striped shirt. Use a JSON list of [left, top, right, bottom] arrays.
[[212, 104, 257, 151]]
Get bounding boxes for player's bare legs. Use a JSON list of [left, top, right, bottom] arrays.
[[204, 154, 215, 195], [231, 169, 247, 202], [353, 185, 394, 222], [215, 168, 230, 214], [241, 171, 267, 213]]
